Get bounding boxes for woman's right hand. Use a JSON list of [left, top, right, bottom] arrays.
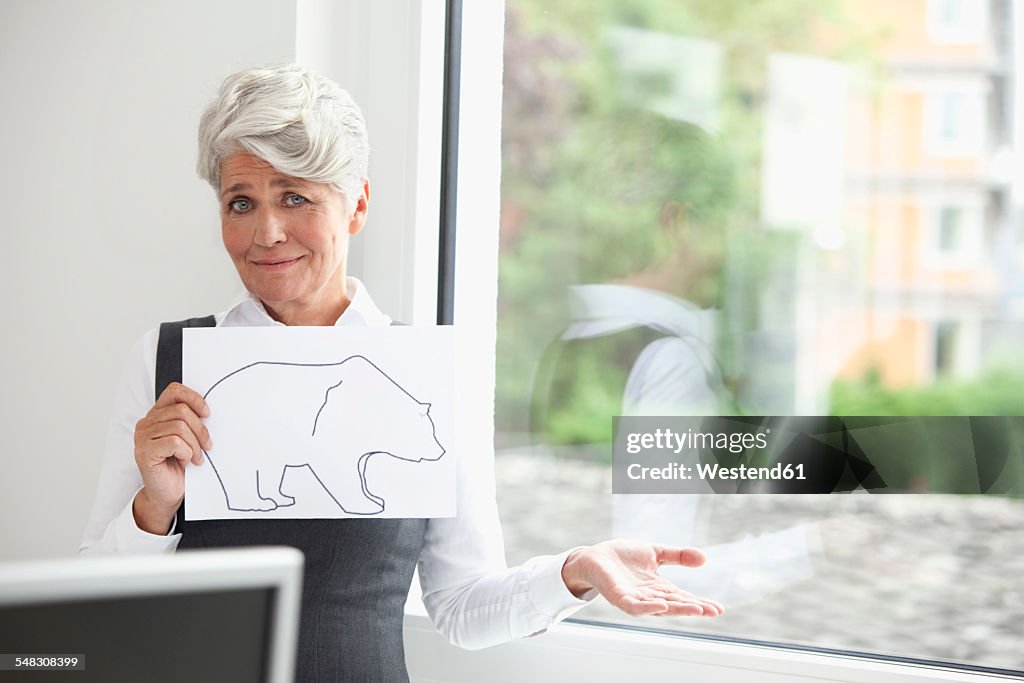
[[132, 382, 212, 533]]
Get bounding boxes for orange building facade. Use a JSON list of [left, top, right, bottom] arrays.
[[829, 0, 1015, 393]]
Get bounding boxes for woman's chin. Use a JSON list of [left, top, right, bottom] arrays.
[[244, 273, 306, 301], [249, 287, 303, 310]]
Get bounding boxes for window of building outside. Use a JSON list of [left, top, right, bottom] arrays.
[[934, 320, 960, 377], [938, 0, 964, 24], [926, 88, 987, 156], [928, 0, 986, 44], [940, 93, 964, 142], [938, 207, 964, 253], [925, 200, 984, 268], [493, 0, 1023, 675]]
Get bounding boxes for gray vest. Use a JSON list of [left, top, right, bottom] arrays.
[[157, 317, 427, 683]]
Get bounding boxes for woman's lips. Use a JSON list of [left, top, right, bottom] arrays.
[[252, 256, 303, 271]]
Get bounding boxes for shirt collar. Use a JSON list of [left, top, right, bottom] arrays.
[[560, 283, 714, 341], [222, 277, 392, 327]]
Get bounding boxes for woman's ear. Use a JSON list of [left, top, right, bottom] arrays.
[[348, 179, 370, 236]]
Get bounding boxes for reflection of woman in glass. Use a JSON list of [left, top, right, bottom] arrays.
[[531, 112, 831, 605]]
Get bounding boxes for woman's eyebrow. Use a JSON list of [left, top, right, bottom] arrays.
[[220, 178, 305, 198], [221, 182, 250, 197], [270, 177, 303, 188]]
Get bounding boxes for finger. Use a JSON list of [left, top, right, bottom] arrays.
[[155, 382, 210, 418], [703, 598, 725, 615], [652, 545, 706, 568], [672, 594, 723, 616], [147, 434, 195, 468], [682, 602, 721, 617], [616, 594, 670, 616], [645, 587, 718, 616], [655, 600, 710, 617], [150, 403, 212, 451], [644, 584, 724, 616], [146, 420, 204, 465]]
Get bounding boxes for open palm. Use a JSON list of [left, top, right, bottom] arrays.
[[563, 540, 724, 617]]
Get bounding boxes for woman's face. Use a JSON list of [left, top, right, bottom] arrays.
[[219, 152, 368, 324]]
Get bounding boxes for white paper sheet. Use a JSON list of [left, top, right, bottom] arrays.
[[182, 326, 455, 520]]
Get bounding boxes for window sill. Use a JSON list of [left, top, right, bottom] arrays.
[[403, 613, 1016, 683]]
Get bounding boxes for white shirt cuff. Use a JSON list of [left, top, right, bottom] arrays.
[[527, 547, 597, 624], [113, 489, 181, 554]]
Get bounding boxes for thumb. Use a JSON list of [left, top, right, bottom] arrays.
[[653, 545, 706, 568]]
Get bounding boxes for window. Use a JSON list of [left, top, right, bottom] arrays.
[[927, 0, 987, 45], [934, 320, 959, 376], [940, 93, 963, 142], [922, 200, 985, 269], [923, 88, 987, 157], [493, 0, 1022, 676], [937, 207, 963, 252]]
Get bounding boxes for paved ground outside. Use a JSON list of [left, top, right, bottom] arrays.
[[495, 451, 1024, 672]]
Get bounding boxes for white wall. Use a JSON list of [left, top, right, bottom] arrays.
[[0, 0, 297, 560], [0, 0, 440, 560]]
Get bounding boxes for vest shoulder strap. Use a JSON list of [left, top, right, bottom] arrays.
[[155, 316, 217, 401]]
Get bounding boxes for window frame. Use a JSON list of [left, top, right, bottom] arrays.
[[418, 0, 1021, 679], [405, 613, 1018, 682]]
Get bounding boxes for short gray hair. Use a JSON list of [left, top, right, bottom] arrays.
[[197, 64, 369, 202]]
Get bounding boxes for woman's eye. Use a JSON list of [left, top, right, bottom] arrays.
[[228, 198, 251, 212], [285, 194, 307, 206]]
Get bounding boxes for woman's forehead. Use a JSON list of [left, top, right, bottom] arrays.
[[222, 151, 281, 179], [220, 152, 312, 193]]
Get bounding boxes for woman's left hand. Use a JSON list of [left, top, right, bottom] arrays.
[[561, 540, 724, 617]]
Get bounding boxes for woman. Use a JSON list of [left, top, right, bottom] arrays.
[[80, 64, 722, 682]]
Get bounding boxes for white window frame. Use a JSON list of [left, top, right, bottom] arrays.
[[405, 613, 1010, 682], [401, 1, 1015, 679]]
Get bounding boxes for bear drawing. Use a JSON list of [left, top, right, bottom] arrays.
[[201, 355, 445, 515]]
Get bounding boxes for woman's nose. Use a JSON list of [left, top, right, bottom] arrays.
[[253, 208, 287, 246]]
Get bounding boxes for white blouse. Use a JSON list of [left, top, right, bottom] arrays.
[[80, 277, 590, 649]]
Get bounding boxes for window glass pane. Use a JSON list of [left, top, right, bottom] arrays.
[[934, 320, 959, 375], [940, 93, 962, 141], [938, 207, 962, 252], [495, 0, 1023, 672], [939, 0, 963, 26]]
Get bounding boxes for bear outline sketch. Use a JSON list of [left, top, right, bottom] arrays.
[[199, 354, 446, 516]]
